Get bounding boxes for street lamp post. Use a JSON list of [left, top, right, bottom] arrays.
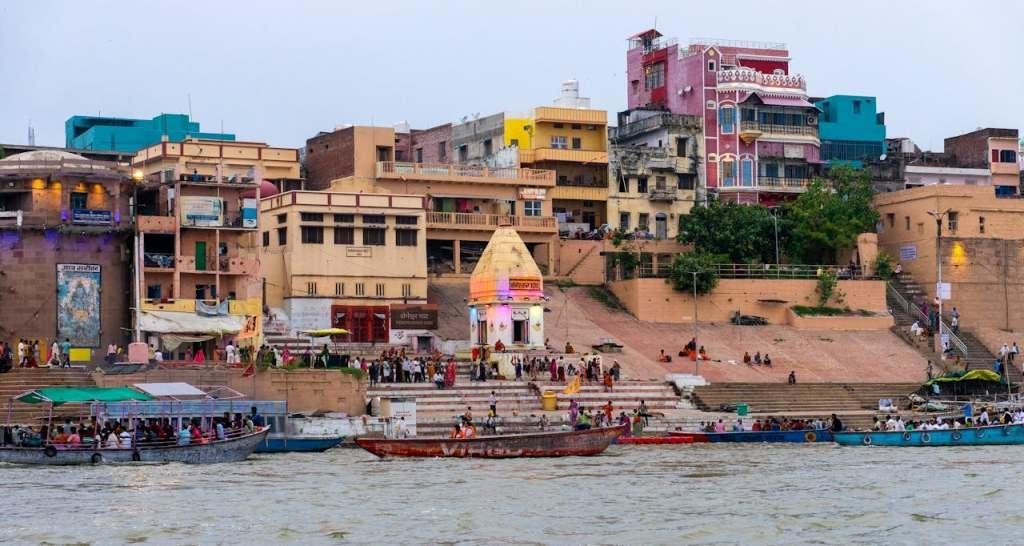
[[926, 208, 950, 354], [691, 271, 699, 377], [771, 210, 780, 265]]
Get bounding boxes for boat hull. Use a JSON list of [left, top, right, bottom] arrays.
[[356, 425, 625, 458], [256, 435, 345, 453], [0, 428, 269, 465], [670, 429, 833, 443], [834, 423, 1024, 446], [616, 435, 694, 445]]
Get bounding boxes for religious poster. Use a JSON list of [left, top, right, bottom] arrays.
[[56, 264, 101, 347]]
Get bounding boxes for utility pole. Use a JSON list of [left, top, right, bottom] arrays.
[[927, 208, 950, 355], [691, 271, 699, 377]]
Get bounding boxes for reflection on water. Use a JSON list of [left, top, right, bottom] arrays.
[[2, 444, 1022, 545]]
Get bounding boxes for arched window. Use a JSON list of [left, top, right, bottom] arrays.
[[718, 106, 735, 134], [741, 158, 754, 187]]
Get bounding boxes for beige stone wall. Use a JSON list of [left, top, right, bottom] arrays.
[[608, 278, 888, 325], [93, 368, 367, 415], [785, 308, 894, 330]]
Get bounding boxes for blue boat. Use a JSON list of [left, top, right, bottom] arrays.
[[670, 429, 833, 443], [255, 414, 346, 453], [256, 435, 345, 453], [834, 423, 1024, 446]]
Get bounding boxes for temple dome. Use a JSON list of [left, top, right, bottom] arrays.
[[469, 226, 543, 303], [0, 149, 89, 162]]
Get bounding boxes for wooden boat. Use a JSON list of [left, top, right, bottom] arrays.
[[669, 428, 834, 443], [356, 424, 625, 458], [834, 423, 1024, 447], [615, 434, 694, 445]]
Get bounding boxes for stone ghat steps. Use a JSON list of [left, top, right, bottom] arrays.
[[692, 383, 920, 414], [0, 369, 97, 425]]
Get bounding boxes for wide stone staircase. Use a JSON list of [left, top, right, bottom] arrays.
[[691, 382, 921, 430], [887, 272, 1015, 382], [0, 368, 96, 425]]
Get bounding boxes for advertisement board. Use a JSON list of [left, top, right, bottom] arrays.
[[71, 209, 113, 226], [180, 196, 224, 227]]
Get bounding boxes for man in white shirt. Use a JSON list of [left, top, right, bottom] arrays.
[[885, 416, 897, 431], [979, 409, 991, 425], [225, 342, 237, 365], [894, 416, 906, 432], [17, 340, 25, 367]]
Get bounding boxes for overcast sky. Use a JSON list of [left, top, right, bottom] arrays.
[[2, 1, 1021, 152]]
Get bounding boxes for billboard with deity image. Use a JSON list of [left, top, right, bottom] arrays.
[[56, 264, 101, 347]]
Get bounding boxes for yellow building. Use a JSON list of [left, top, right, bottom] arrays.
[[258, 190, 429, 345], [608, 110, 704, 239], [131, 138, 301, 358]]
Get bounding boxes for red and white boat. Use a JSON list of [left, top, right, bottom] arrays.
[[356, 425, 626, 458]]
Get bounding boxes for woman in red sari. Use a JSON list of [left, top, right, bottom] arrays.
[[549, 358, 557, 381], [444, 360, 456, 388]]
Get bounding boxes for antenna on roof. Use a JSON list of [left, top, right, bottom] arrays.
[[187, 93, 193, 121], [27, 120, 35, 146]]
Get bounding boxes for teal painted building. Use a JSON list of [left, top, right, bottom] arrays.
[[814, 95, 886, 167], [65, 113, 235, 153]]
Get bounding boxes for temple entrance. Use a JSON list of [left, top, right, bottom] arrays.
[[332, 305, 389, 343], [476, 319, 488, 345], [513, 319, 528, 344]]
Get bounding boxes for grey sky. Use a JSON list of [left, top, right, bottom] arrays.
[[2, 0, 1021, 152]]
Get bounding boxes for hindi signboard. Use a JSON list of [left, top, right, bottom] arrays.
[[390, 305, 438, 330]]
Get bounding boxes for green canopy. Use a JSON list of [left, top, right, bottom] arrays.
[[925, 369, 1002, 386], [15, 387, 153, 406]]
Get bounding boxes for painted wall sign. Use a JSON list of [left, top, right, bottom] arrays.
[[346, 246, 372, 258], [56, 264, 101, 347], [180, 196, 224, 227], [518, 188, 547, 200], [899, 245, 917, 261], [391, 305, 439, 330], [71, 209, 113, 226], [509, 278, 541, 291]]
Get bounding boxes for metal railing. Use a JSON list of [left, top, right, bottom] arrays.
[[886, 282, 929, 324], [617, 262, 872, 280], [940, 322, 969, 360], [425, 211, 556, 230], [718, 177, 811, 193], [377, 161, 555, 184], [741, 121, 818, 137], [610, 113, 701, 142]]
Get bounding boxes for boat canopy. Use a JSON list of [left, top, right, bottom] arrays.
[[925, 369, 1001, 386], [16, 387, 153, 406], [133, 382, 207, 398]]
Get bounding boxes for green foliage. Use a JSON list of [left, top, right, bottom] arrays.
[[337, 367, 367, 380], [792, 305, 875, 317], [0, 145, 5, 160], [815, 270, 845, 308], [783, 165, 879, 264], [873, 252, 895, 280], [677, 199, 778, 264], [667, 251, 720, 295], [610, 228, 625, 247]]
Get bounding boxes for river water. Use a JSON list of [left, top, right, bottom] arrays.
[[3, 444, 1023, 545]]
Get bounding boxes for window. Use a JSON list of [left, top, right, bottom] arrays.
[[363, 228, 386, 246], [334, 213, 354, 223], [718, 107, 735, 134], [905, 216, 911, 231], [638, 213, 650, 231], [741, 108, 756, 122], [917, 222, 924, 235], [510, 138, 519, 147], [146, 284, 162, 299], [853, 100, 861, 114], [553, 123, 564, 129], [707, 60, 716, 71], [395, 215, 418, 225], [676, 137, 689, 157], [619, 212, 630, 231], [362, 214, 386, 225], [276, 214, 287, 224], [677, 174, 696, 190], [618, 176, 629, 193], [637, 176, 648, 193], [523, 200, 542, 216], [301, 226, 323, 244], [355, 283, 365, 296], [396, 230, 417, 246], [886, 213, 895, 228], [376, 146, 391, 162], [306, 282, 317, 296], [644, 62, 665, 90], [395, 150, 405, 161], [70, 192, 87, 210], [277, 227, 287, 245], [333, 226, 354, 244], [402, 283, 412, 298], [483, 138, 493, 156], [458, 145, 468, 162], [438, 141, 447, 160], [721, 161, 736, 187], [375, 283, 385, 297], [262, 231, 270, 247], [551, 136, 568, 149], [558, 175, 569, 185], [571, 124, 582, 130], [947, 212, 958, 233], [655, 176, 667, 190], [415, 148, 423, 163], [300, 212, 323, 222], [335, 282, 345, 296], [572, 137, 582, 150], [1000, 149, 1018, 163], [979, 216, 986, 234], [764, 162, 779, 178], [631, 80, 640, 94], [741, 159, 753, 187]]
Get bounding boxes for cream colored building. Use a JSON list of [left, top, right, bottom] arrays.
[[258, 190, 428, 344], [608, 110, 703, 239]]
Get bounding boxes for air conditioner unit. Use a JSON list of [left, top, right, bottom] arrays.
[[806, 115, 818, 125]]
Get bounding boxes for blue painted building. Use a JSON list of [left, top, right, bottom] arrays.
[[65, 113, 235, 153], [814, 95, 886, 167]]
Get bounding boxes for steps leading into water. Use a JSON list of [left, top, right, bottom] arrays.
[[0, 368, 96, 425]]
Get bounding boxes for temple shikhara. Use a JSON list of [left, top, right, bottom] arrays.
[[468, 225, 545, 351]]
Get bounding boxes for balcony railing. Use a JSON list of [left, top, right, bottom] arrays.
[[741, 121, 817, 137], [718, 177, 811, 193], [647, 188, 678, 201], [146, 172, 258, 185], [377, 162, 555, 185], [610, 113, 702, 142], [426, 212, 556, 232], [717, 68, 806, 90]]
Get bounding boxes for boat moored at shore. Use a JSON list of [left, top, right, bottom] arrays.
[[834, 423, 1024, 446], [356, 425, 626, 458]]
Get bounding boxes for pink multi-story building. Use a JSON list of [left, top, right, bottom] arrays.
[[626, 29, 822, 205]]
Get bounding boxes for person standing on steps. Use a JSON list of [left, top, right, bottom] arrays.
[[488, 391, 497, 416], [788, 371, 797, 385]]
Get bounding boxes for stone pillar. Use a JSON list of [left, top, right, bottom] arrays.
[[857, 232, 879, 276], [453, 239, 461, 274]]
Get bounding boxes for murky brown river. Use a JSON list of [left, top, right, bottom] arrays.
[[3, 444, 1023, 545]]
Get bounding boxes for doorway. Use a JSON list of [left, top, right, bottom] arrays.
[[195, 241, 207, 271], [655, 213, 668, 239], [513, 319, 528, 344]]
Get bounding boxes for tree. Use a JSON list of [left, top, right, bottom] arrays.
[[815, 269, 845, 308], [676, 199, 778, 264], [667, 251, 720, 295], [783, 165, 879, 264]]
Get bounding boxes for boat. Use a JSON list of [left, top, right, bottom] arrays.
[[669, 429, 834, 443], [0, 386, 270, 465], [615, 434, 694, 445], [834, 423, 1024, 446], [356, 425, 626, 458], [256, 414, 346, 453]]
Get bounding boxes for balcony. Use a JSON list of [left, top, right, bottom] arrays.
[[178, 254, 259, 275], [740, 121, 818, 141], [137, 215, 177, 233], [717, 68, 806, 91], [610, 113, 702, 143], [648, 188, 679, 201], [180, 209, 256, 230], [376, 162, 554, 187], [145, 171, 258, 186], [718, 177, 811, 193], [532, 106, 607, 125], [530, 148, 608, 164], [426, 212, 557, 233]]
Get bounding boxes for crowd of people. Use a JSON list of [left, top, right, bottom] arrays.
[[0, 338, 76, 371], [870, 404, 1024, 432], [699, 415, 841, 433], [565, 398, 651, 435]]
